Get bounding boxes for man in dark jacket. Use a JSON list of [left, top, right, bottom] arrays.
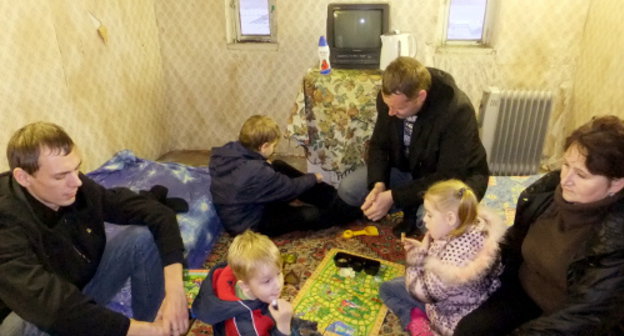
[[338, 57, 489, 237], [0, 122, 189, 336]]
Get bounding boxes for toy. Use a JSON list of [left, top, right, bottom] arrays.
[[333, 252, 381, 276], [342, 226, 379, 239], [292, 249, 404, 336]]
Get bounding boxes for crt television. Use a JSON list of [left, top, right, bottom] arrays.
[[326, 3, 389, 69]]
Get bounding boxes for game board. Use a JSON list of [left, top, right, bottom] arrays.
[[292, 248, 405, 336], [184, 269, 209, 309]]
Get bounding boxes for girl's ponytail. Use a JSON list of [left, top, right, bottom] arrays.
[[425, 179, 478, 237]]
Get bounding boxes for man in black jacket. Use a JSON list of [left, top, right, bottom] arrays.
[[337, 57, 489, 237], [0, 122, 188, 336]]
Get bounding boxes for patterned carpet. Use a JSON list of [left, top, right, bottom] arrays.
[[158, 152, 543, 336], [186, 214, 408, 336]]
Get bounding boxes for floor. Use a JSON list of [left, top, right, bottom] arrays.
[[157, 150, 405, 336], [157, 149, 307, 171]]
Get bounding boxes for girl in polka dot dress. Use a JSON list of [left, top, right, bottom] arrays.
[[379, 179, 508, 336]]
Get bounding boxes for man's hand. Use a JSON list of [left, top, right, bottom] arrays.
[[362, 190, 393, 221], [155, 263, 189, 336], [269, 298, 293, 335], [361, 182, 386, 212], [127, 320, 167, 336]]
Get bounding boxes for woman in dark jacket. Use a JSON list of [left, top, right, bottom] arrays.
[[454, 115, 624, 335]]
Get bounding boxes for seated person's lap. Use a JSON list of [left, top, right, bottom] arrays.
[[85, 225, 164, 321], [337, 165, 415, 209], [0, 225, 163, 336], [454, 280, 542, 336]]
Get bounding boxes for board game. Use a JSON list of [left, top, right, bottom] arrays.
[[184, 269, 209, 309], [292, 248, 405, 336]]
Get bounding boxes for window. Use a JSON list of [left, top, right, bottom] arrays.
[[442, 0, 495, 46], [228, 0, 277, 43]]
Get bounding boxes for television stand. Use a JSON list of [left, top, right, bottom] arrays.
[[332, 63, 380, 70], [286, 67, 382, 186]]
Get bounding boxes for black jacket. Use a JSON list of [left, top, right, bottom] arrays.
[[209, 141, 317, 235], [503, 171, 624, 335], [0, 172, 185, 336], [367, 67, 489, 208]]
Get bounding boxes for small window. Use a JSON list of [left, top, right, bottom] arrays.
[[443, 0, 495, 46], [230, 0, 277, 43]]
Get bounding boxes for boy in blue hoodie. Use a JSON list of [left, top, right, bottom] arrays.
[[209, 115, 361, 236]]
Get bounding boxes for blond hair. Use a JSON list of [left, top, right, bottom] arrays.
[[227, 230, 282, 281], [7, 122, 74, 174], [424, 179, 478, 237], [382, 57, 432, 99], [238, 115, 281, 151]]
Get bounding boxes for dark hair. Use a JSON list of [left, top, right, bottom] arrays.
[[7, 122, 74, 174], [381, 57, 431, 99], [564, 115, 624, 178]]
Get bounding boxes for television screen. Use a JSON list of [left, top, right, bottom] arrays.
[[332, 10, 384, 49], [327, 3, 389, 69]]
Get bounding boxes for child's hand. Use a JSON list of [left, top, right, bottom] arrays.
[[289, 199, 305, 207], [402, 237, 422, 252], [269, 298, 293, 335], [314, 173, 323, 183], [421, 232, 432, 250], [403, 232, 431, 252]]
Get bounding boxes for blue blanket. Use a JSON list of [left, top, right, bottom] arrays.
[[482, 174, 543, 225], [86, 150, 222, 316], [87, 150, 222, 268]]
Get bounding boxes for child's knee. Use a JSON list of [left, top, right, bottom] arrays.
[[379, 279, 400, 300], [299, 206, 321, 224]]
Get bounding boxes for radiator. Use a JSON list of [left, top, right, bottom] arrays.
[[478, 87, 553, 176]]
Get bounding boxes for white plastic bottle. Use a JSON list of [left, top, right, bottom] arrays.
[[318, 36, 331, 75]]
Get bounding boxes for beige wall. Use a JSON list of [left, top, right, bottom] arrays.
[[154, 0, 592, 163], [0, 0, 621, 173], [0, 0, 169, 172], [572, 0, 624, 141]]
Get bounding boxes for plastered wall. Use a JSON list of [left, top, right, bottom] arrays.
[[154, 0, 593, 165], [572, 0, 624, 141], [1, 0, 622, 173], [0, 0, 169, 172]]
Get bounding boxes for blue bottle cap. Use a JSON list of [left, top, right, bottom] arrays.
[[318, 36, 328, 47]]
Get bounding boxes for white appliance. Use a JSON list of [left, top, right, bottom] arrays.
[[478, 87, 553, 175], [379, 31, 416, 70]]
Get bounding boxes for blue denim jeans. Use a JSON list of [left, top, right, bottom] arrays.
[[337, 165, 414, 207], [0, 225, 164, 336], [379, 276, 426, 330], [337, 165, 425, 230]]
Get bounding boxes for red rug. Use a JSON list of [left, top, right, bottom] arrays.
[[186, 218, 406, 336]]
